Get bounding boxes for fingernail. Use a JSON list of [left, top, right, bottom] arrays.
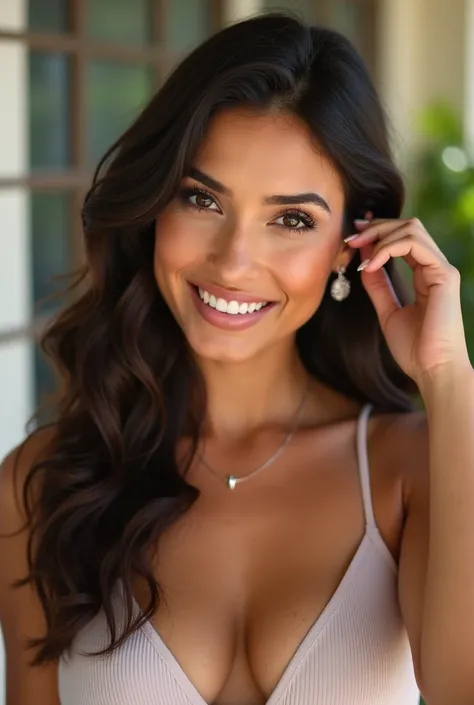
[[354, 219, 370, 227], [357, 259, 371, 271], [343, 234, 359, 243]]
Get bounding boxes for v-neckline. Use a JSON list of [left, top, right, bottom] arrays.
[[126, 531, 371, 705]]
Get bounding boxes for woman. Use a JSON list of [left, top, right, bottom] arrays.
[[1, 11, 473, 705]]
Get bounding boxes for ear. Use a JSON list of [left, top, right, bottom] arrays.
[[331, 241, 357, 274], [331, 208, 373, 274]]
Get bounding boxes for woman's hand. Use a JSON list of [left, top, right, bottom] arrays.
[[345, 215, 471, 386]]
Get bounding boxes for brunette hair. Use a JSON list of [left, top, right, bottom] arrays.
[[13, 11, 418, 666]]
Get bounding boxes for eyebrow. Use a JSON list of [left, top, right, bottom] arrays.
[[186, 167, 332, 215]]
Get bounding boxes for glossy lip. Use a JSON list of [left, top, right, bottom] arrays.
[[188, 279, 275, 305], [188, 282, 277, 331]]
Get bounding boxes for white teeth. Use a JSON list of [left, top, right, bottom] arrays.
[[198, 287, 209, 304], [196, 287, 269, 315], [227, 301, 240, 315]]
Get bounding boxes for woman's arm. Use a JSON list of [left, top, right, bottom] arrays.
[[399, 366, 474, 705], [0, 432, 61, 705]]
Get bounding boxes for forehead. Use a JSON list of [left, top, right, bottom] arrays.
[[191, 108, 344, 209]]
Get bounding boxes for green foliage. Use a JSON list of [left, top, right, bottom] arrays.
[[406, 100, 474, 363]]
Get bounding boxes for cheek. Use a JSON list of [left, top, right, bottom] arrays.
[[154, 210, 201, 281], [281, 245, 334, 305]]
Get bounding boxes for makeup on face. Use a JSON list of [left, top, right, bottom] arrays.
[[154, 110, 345, 362]]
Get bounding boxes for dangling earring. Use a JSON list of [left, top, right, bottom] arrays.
[[330, 265, 351, 301]]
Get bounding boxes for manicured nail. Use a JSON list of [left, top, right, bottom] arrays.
[[344, 234, 359, 243], [354, 219, 370, 227], [357, 259, 371, 271]]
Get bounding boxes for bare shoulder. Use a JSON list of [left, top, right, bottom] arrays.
[[0, 426, 61, 705], [0, 425, 57, 521], [372, 407, 429, 504]]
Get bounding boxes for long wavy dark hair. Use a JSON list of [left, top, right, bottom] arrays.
[[13, 11, 419, 666]]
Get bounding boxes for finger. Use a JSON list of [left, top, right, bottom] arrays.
[[366, 231, 441, 275], [347, 219, 397, 243], [370, 227, 442, 263], [350, 217, 429, 243], [352, 217, 391, 233], [362, 235, 451, 286], [348, 219, 446, 261], [361, 264, 402, 327]]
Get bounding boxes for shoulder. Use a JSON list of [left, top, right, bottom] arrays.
[[0, 425, 57, 525], [370, 407, 429, 508], [0, 423, 58, 586], [0, 426, 61, 705], [0, 426, 58, 618]]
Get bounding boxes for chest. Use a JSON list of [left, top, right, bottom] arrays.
[[129, 429, 404, 705]]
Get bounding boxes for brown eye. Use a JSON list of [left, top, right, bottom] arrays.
[[179, 186, 219, 211], [194, 193, 214, 209], [282, 213, 300, 229], [274, 210, 316, 233]]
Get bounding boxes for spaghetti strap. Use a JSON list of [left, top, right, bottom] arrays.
[[356, 403, 376, 528]]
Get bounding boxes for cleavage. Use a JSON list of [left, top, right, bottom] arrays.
[[130, 451, 368, 704]]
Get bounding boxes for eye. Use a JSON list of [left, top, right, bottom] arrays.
[[178, 186, 220, 212], [273, 210, 316, 233]]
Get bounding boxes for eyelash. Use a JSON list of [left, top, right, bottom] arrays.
[[178, 185, 317, 233]]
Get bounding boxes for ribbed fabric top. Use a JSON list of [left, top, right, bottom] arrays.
[[58, 403, 420, 705]]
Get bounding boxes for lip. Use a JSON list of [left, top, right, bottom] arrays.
[[188, 282, 277, 331], [188, 279, 274, 305]]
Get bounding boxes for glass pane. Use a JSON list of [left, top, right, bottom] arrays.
[[30, 192, 71, 314], [29, 52, 70, 170], [165, 0, 211, 52], [262, 1, 316, 23], [85, 0, 153, 44], [85, 61, 152, 165], [28, 0, 69, 33], [34, 345, 59, 422]]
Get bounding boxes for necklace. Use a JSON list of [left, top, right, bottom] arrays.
[[197, 380, 310, 490]]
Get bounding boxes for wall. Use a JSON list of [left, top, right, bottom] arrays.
[[377, 0, 467, 172]]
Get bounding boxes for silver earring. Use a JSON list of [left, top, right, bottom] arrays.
[[330, 266, 351, 301]]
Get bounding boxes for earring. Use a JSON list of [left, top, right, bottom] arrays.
[[330, 266, 351, 301]]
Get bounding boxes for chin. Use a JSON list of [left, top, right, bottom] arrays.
[[185, 331, 266, 365]]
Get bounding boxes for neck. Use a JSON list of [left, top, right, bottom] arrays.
[[193, 339, 311, 441]]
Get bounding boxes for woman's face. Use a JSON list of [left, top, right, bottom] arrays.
[[154, 108, 351, 363]]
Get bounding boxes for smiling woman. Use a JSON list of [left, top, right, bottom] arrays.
[[0, 11, 427, 705]]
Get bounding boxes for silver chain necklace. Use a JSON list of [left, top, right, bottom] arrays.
[[197, 380, 310, 490]]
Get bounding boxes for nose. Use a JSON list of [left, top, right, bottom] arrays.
[[207, 221, 260, 283]]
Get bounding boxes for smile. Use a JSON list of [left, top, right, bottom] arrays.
[[197, 287, 270, 315], [188, 283, 277, 331]]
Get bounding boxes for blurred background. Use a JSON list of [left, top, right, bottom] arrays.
[[0, 1, 473, 702]]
